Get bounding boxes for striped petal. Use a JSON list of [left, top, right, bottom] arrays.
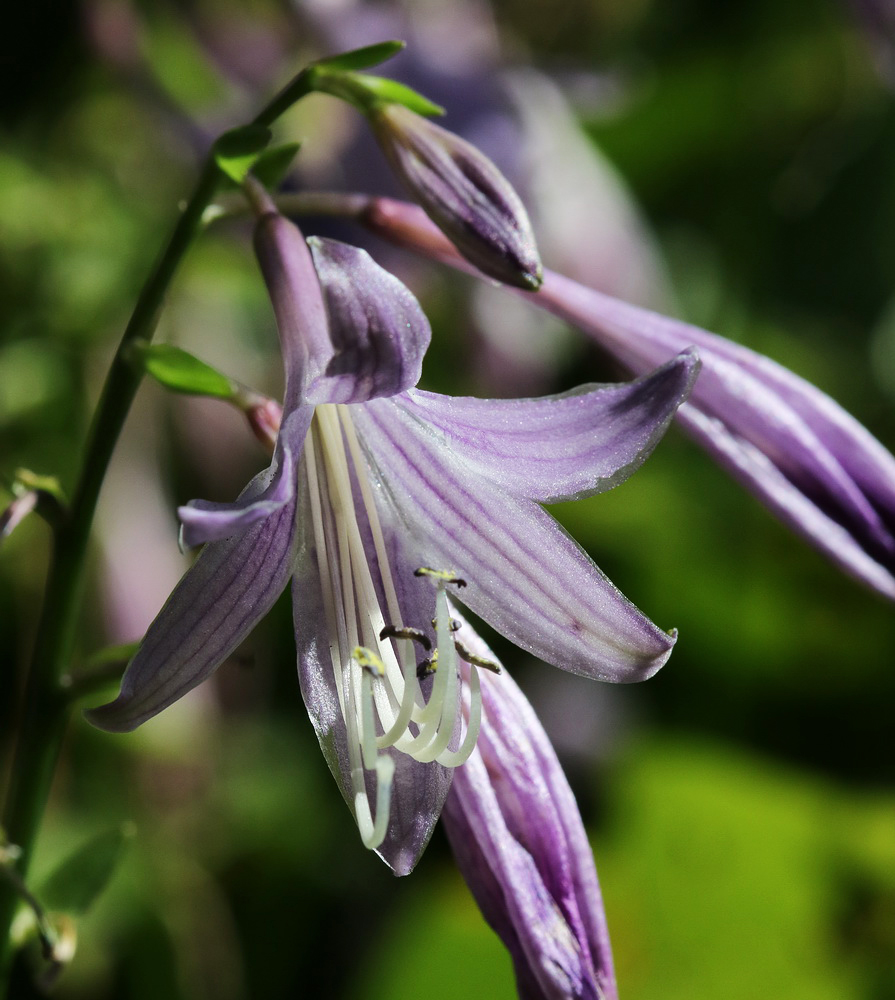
[[353, 399, 676, 683], [306, 237, 431, 404], [85, 485, 300, 732], [444, 620, 617, 1000], [394, 351, 698, 503], [178, 407, 310, 548], [535, 271, 895, 596]]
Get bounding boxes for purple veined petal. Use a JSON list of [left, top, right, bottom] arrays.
[[534, 271, 895, 583], [305, 237, 432, 404], [680, 405, 895, 599], [254, 212, 331, 411], [178, 407, 311, 548], [443, 619, 617, 1000], [356, 196, 895, 593], [85, 484, 300, 733], [291, 459, 453, 876], [712, 343, 895, 532], [353, 399, 676, 683], [394, 350, 699, 503]]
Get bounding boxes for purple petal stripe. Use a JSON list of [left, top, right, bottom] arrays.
[[353, 399, 676, 683], [178, 408, 310, 548], [395, 351, 698, 503], [85, 487, 300, 732], [306, 237, 432, 404]]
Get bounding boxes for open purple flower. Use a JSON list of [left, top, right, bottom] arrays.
[[87, 209, 699, 874], [444, 616, 618, 1000]]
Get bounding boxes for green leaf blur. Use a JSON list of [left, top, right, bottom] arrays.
[[1, 0, 893, 997]]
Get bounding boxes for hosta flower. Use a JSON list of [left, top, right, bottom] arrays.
[[444, 617, 618, 1000], [370, 102, 543, 291], [87, 209, 698, 874], [360, 197, 895, 601], [534, 272, 895, 600]]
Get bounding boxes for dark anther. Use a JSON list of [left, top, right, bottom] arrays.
[[414, 567, 467, 587], [379, 624, 432, 651], [416, 659, 436, 679], [416, 647, 439, 678], [432, 617, 462, 632]]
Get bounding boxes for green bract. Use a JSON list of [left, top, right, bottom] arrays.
[[213, 125, 273, 185], [131, 343, 237, 400]]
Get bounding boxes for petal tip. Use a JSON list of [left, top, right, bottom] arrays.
[[83, 698, 142, 734]]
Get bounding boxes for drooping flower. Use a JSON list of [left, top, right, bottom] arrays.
[[87, 208, 699, 874], [533, 272, 895, 600], [359, 197, 895, 601], [444, 615, 618, 1000]]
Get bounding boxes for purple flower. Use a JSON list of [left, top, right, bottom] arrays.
[[444, 616, 617, 1000], [370, 102, 543, 291], [533, 272, 895, 600], [360, 198, 895, 600], [87, 209, 698, 874]]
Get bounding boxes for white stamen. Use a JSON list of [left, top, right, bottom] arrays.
[[304, 403, 487, 852]]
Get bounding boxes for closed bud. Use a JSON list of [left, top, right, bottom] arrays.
[[371, 103, 543, 291]]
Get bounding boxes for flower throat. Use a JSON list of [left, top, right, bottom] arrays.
[[303, 403, 484, 850]]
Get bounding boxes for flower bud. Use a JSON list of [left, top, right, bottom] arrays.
[[371, 103, 543, 291], [444, 623, 618, 1000]]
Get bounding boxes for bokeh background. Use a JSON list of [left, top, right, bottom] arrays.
[[2, 0, 895, 997]]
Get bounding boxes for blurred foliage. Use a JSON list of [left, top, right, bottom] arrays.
[[2, 0, 894, 997]]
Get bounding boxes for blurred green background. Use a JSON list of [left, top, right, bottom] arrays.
[[2, 0, 894, 997]]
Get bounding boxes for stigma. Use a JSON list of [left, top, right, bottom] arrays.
[[303, 404, 484, 850]]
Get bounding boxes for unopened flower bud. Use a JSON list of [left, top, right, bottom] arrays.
[[243, 395, 282, 453], [371, 103, 543, 291]]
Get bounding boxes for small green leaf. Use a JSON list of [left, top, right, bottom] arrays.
[[13, 469, 66, 506], [131, 342, 238, 399], [307, 69, 444, 117], [214, 124, 273, 184], [349, 75, 445, 116], [250, 142, 302, 190], [311, 40, 405, 73], [40, 825, 135, 916]]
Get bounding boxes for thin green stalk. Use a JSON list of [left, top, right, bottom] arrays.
[[0, 154, 222, 987]]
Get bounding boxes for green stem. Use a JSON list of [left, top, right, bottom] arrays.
[[0, 154, 222, 987], [252, 71, 315, 129]]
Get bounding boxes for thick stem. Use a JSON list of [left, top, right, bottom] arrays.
[[0, 155, 222, 987]]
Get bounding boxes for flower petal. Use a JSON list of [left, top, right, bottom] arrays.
[[85, 487, 299, 732], [680, 405, 895, 599], [292, 462, 452, 875], [444, 621, 617, 1000], [353, 399, 676, 683], [178, 407, 310, 548], [253, 212, 332, 411], [306, 237, 431, 403], [536, 272, 895, 574], [394, 350, 698, 503]]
